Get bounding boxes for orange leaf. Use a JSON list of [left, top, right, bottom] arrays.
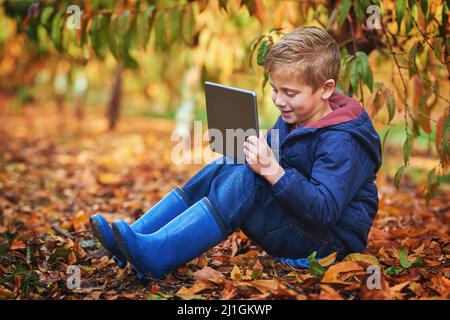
[[321, 261, 364, 284], [318, 251, 337, 267], [241, 279, 297, 298], [430, 276, 450, 297], [230, 249, 259, 264], [254, 0, 265, 26], [10, 239, 26, 251], [68, 250, 77, 265], [176, 281, 213, 297], [319, 284, 343, 300], [412, 75, 425, 109]]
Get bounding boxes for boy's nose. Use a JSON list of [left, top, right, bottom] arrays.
[[275, 95, 287, 108]]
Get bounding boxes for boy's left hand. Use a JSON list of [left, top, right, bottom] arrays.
[[244, 132, 285, 185]]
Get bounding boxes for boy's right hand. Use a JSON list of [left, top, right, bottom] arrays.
[[244, 132, 285, 185]]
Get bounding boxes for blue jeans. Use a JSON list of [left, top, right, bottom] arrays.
[[182, 156, 348, 260]]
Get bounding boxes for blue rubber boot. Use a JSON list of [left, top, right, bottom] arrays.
[[111, 197, 228, 280], [90, 213, 128, 269], [89, 186, 191, 273]]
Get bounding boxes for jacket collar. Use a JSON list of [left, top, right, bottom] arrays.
[[276, 92, 363, 145]]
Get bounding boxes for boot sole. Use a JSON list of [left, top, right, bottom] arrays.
[[90, 216, 127, 269]]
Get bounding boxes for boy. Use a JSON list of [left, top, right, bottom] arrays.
[[90, 26, 382, 282]]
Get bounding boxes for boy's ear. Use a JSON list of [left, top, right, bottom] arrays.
[[321, 79, 335, 99]]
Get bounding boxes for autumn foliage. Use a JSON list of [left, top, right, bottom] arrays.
[[0, 109, 449, 300], [0, 0, 448, 300]]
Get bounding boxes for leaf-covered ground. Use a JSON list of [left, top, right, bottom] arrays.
[[0, 107, 449, 300]]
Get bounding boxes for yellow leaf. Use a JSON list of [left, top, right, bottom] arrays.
[[230, 265, 241, 281], [98, 173, 121, 184], [176, 281, 212, 297], [343, 253, 380, 266], [318, 252, 337, 267]]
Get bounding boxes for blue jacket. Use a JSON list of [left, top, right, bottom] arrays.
[[266, 92, 382, 254]]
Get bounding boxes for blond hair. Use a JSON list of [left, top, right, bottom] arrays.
[[264, 26, 341, 92]]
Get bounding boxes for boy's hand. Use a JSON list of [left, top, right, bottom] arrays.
[[244, 132, 285, 185]]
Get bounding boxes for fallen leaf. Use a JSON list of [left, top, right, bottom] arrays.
[[318, 251, 337, 267], [429, 276, 450, 298], [0, 285, 15, 299], [230, 250, 259, 264], [321, 261, 364, 284], [230, 265, 241, 281], [10, 239, 26, 250], [319, 284, 343, 300], [240, 279, 297, 297], [84, 291, 102, 300], [176, 281, 213, 297], [98, 173, 122, 184], [344, 253, 380, 266], [193, 266, 224, 282]]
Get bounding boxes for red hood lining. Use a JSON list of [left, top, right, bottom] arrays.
[[289, 92, 362, 130]]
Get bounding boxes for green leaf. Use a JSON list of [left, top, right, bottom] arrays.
[[384, 265, 404, 276], [257, 39, 269, 66], [128, 15, 138, 51], [382, 127, 392, 154], [325, 8, 337, 30], [50, 13, 63, 52], [90, 15, 109, 58], [420, 0, 428, 18], [40, 6, 54, 26], [154, 11, 167, 50], [249, 34, 265, 69], [117, 10, 131, 55], [403, 135, 414, 165], [425, 167, 439, 205], [53, 247, 71, 259], [410, 2, 419, 20], [168, 7, 182, 45], [394, 165, 405, 190], [408, 41, 419, 77], [338, 0, 351, 27], [443, 126, 450, 157], [107, 15, 119, 59], [356, 52, 373, 91], [182, 4, 196, 46], [395, 0, 406, 30], [262, 70, 269, 90], [405, 11, 412, 34], [353, 0, 365, 22], [138, 6, 156, 49], [308, 251, 326, 276], [123, 51, 138, 69], [385, 89, 396, 123], [411, 255, 424, 267], [349, 57, 360, 94], [399, 247, 412, 269], [433, 37, 443, 59]]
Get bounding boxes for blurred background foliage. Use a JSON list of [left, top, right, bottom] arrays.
[[0, 0, 448, 199]]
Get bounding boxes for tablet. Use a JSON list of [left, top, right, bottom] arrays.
[[204, 81, 259, 163]]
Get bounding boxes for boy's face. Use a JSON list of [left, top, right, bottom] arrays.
[[269, 67, 330, 126]]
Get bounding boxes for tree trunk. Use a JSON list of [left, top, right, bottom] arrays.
[[107, 64, 122, 130], [74, 96, 84, 120]]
